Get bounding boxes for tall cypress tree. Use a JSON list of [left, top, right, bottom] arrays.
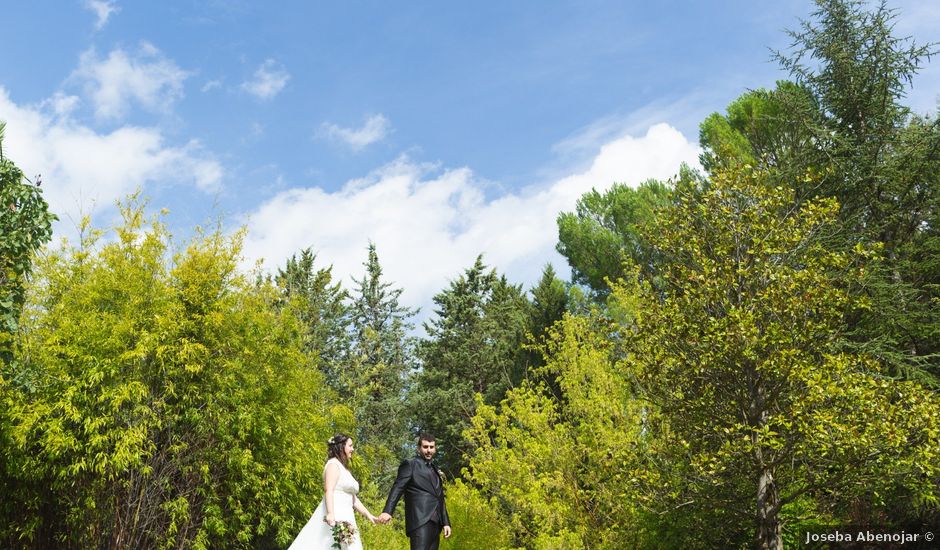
[[348, 243, 417, 469], [528, 264, 569, 341], [525, 264, 569, 399], [276, 248, 351, 393]]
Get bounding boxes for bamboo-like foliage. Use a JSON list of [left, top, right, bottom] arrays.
[[1, 200, 334, 549]]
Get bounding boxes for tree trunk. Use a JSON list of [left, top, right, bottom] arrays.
[[748, 364, 782, 550], [756, 468, 782, 550]]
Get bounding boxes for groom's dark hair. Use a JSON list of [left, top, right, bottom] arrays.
[[417, 432, 436, 445]]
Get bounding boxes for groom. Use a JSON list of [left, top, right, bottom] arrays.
[[377, 433, 452, 550]]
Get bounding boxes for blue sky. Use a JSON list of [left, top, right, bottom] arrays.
[[2, 1, 938, 317]]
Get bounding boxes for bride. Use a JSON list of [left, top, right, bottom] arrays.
[[289, 434, 377, 549]]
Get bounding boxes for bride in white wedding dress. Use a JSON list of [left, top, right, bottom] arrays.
[[289, 434, 377, 550]]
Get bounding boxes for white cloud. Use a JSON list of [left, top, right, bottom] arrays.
[[320, 114, 391, 150], [201, 79, 222, 93], [0, 87, 223, 230], [42, 92, 81, 118], [71, 43, 189, 121], [240, 59, 290, 100], [241, 122, 700, 316], [84, 0, 118, 31], [551, 90, 730, 166]]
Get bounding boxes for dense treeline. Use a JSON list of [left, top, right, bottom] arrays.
[[1, 1, 939, 548]]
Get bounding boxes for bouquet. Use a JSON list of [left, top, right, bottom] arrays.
[[331, 521, 357, 549]]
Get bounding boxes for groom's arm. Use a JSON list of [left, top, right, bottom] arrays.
[[382, 459, 413, 516], [441, 492, 451, 527]]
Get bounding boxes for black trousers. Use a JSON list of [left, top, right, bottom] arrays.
[[409, 520, 442, 550]]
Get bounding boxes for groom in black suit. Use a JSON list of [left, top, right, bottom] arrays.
[[377, 433, 451, 550]]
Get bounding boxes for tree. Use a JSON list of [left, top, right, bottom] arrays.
[[0, 122, 55, 363], [411, 256, 531, 476], [0, 123, 56, 548], [465, 314, 649, 550], [275, 248, 351, 393], [1, 201, 333, 548], [527, 264, 568, 342], [524, 264, 570, 399], [556, 179, 672, 297], [700, 0, 940, 386], [347, 243, 417, 483], [698, 81, 818, 181], [616, 165, 940, 549]]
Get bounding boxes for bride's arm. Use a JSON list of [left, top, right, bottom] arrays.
[[323, 462, 341, 526], [353, 496, 377, 524]]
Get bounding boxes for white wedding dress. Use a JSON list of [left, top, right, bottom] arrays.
[[289, 458, 363, 550]]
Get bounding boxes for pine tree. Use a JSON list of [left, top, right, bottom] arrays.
[[348, 243, 417, 472], [276, 248, 351, 393], [528, 264, 568, 341], [412, 256, 531, 476], [525, 264, 569, 399]]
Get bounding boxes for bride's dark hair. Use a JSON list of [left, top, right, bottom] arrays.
[[327, 433, 352, 469]]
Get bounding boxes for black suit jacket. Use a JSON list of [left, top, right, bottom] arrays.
[[382, 456, 450, 534]]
